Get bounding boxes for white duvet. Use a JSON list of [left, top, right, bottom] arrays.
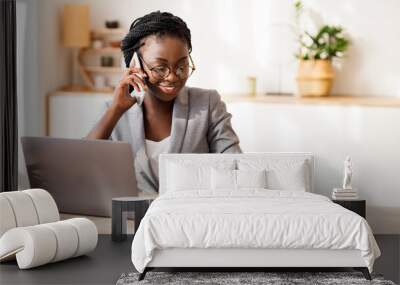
[[131, 190, 380, 273]]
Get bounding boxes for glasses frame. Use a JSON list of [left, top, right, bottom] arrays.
[[137, 53, 196, 81]]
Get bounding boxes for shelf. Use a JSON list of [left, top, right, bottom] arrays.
[[49, 89, 400, 108], [81, 47, 122, 54], [84, 66, 125, 74], [91, 28, 127, 38], [57, 85, 114, 93], [223, 94, 400, 108]]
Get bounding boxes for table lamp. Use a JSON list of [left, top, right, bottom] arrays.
[[62, 4, 92, 89]]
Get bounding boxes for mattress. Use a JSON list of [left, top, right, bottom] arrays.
[[131, 189, 380, 273]]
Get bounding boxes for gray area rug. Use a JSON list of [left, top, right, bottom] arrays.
[[116, 271, 396, 285]]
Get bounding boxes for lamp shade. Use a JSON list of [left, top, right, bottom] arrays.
[[62, 4, 90, 48]]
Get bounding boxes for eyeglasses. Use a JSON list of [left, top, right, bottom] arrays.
[[138, 54, 196, 81]]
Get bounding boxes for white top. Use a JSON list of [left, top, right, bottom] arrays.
[[145, 136, 171, 179]]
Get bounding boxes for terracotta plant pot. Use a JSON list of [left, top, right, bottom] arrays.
[[296, 59, 335, 97]]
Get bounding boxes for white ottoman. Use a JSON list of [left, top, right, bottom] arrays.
[[0, 189, 98, 269]]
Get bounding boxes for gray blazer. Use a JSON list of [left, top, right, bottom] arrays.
[[102, 86, 242, 193]]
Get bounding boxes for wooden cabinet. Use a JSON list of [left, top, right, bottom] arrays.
[[46, 90, 112, 138]]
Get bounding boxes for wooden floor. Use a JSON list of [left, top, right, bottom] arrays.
[[0, 235, 398, 285]]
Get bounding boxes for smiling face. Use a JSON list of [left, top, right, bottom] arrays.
[[138, 35, 190, 102]]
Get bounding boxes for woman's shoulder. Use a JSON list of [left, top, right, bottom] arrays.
[[187, 86, 219, 98], [186, 86, 223, 107]]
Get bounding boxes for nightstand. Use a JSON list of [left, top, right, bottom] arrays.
[[332, 199, 366, 218], [112, 195, 156, 242]]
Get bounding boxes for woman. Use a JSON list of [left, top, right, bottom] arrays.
[[87, 11, 241, 193]]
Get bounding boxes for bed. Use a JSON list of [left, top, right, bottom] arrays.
[[131, 153, 380, 281]]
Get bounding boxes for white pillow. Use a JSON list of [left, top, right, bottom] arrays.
[[267, 163, 307, 191], [237, 159, 310, 191], [236, 169, 267, 189], [211, 168, 236, 190], [167, 162, 210, 191], [211, 168, 267, 191], [166, 160, 236, 192]]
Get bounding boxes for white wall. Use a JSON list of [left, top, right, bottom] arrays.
[[37, 0, 72, 116], [16, 0, 72, 189], [34, 0, 400, 97], [21, 0, 400, 140], [98, 0, 400, 96], [40, 93, 400, 234], [228, 102, 400, 234], [16, 0, 400, 232], [16, 0, 40, 189]]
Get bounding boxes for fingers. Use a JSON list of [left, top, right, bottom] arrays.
[[127, 73, 148, 91], [120, 68, 148, 94], [126, 78, 141, 93], [120, 77, 140, 93], [127, 67, 147, 79]]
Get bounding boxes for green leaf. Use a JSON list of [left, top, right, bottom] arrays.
[[297, 24, 350, 60]]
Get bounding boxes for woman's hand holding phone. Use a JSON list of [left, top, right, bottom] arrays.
[[87, 53, 148, 140], [111, 53, 148, 114]]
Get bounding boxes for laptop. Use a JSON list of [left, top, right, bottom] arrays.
[[21, 136, 138, 217]]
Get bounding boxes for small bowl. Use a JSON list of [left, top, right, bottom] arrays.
[[105, 20, 119, 29]]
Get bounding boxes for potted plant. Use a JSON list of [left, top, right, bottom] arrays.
[[294, 1, 350, 97]]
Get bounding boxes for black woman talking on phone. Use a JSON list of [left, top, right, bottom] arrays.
[[86, 11, 242, 194]]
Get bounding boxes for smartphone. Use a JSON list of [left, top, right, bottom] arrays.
[[128, 52, 146, 105]]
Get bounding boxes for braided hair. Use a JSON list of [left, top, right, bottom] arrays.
[[121, 11, 192, 68]]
